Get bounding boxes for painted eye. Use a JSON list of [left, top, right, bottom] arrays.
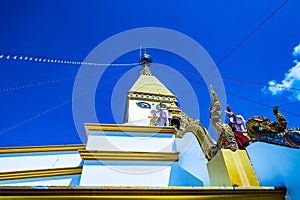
[[156, 103, 167, 109], [136, 102, 151, 109]]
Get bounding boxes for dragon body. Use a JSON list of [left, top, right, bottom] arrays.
[[246, 107, 300, 148]]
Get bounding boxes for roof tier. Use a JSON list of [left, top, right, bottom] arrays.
[[128, 74, 176, 98]]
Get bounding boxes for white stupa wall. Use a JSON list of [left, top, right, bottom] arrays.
[[0, 175, 81, 186], [127, 100, 151, 124], [174, 132, 210, 186], [127, 99, 172, 125], [81, 125, 177, 187], [0, 151, 82, 173], [0, 150, 82, 186], [79, 161, 172, 187], [86, 131, 175, 152]]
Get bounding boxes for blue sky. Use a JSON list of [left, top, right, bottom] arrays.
[[0, 0, 300, 146]]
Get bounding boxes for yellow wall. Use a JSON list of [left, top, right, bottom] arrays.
[[207, 149, 260, 187]]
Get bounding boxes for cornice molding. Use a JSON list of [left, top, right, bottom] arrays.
[[0, 186, 287, 199], [0, 144, 86, 154], [79, 150, 179, 162], [128, 91, 176, 98], [85, 123, 177, 134], [0, 166, 82, 181]]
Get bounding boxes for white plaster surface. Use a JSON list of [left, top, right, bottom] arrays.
[[175, 132, 210, 185], [87, 132, 175, 152], [0, 176, 77, 186], [80, 163, 171, 187], [0, 151, 82, 172]]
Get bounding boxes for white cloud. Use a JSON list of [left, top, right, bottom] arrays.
[[265, 44, 300, 101], [293, 43, 300, 58]]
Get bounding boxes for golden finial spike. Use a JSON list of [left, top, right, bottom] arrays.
[[139, 50, 152, 76]]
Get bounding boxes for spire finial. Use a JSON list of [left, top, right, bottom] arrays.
[[139, 43, 142, 58], [139, 49, 152, 76]]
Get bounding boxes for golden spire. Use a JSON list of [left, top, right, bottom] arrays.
[[139, 49, 152, 76]]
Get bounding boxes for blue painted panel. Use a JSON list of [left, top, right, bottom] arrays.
[[247, 142, 300, 200], [168, 163, 203, 186]]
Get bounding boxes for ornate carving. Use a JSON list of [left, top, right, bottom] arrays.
[[177, 120, 218, 161], [149, 84, 300, 162], [178, 111, 199, 129], [142, 65, 152, 76], [209, 85, 237, 151], [149, 113, 159, 126], [246, 106, 300, 148], [149, 85, 239, 160]]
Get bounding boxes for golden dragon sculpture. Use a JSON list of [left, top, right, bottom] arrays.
[[150, 85, 300, 161]]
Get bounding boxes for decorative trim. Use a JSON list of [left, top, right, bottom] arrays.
[[79, 150, 179, 162], [128, 91, 177, 98], [0, 144, 86, 154], [85, 124, 177, 135], [0, 186, 287, 199], [128, 96, 175, 103], [128, 92, 177, 103], [0, 167, 82, 181]]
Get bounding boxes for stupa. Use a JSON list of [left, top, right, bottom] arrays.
[[0, 52, 289, 199]]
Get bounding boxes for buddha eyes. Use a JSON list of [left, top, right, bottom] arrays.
[[136, 102, 151, 109]]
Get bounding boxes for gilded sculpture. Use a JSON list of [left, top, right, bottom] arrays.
[[149, 84, 300, 161], [246, 106, 300, 148]]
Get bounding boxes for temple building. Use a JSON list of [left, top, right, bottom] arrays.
[[1, 53, 299, 199]]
